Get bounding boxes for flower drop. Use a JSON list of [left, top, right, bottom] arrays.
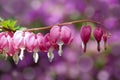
[[93, 28, 103, 52], [50, 26, 73, 56], [80, 25, 92, 52]]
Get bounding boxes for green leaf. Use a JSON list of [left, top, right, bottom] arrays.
[[0, 20, 17, 31], [15, 26, 21, 30], [9, 20, 17, 28], [8, 20, 17, 31], [1, 20, 10, 29], [0, 19, 23, 32]]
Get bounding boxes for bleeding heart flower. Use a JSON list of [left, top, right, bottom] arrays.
[[80, 25, 92, 52], [93, 28, 103, 52], [103, 32, 111, 50], [0, 32, 8, 51], [50, 26, 73, 56], [13, 31, 27, 60], [25, 32, 43, 63], [0, 32, 18, 62], [42, 33, 58, 62]]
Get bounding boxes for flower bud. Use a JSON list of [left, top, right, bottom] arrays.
[[93, 28, 103, 51], [80, 25, 91, 52], [103, 32, 111, 50]]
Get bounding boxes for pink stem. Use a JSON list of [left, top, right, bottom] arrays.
[[83, 43, 87, 53], [104, 42, 107, 50], [97, 42, 100, 52]]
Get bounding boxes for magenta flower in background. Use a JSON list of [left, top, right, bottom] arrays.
[[93, 28, 103, 51], [80, 25, 92, 52]]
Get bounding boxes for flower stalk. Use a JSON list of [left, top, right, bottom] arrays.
[[24, 20, 102, 32]]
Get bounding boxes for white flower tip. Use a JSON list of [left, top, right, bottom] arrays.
[[19, 48, 25, 60], [58, 50, 62, 56], [19, 54, 24, 60], [57, 42, 64, 56], [82, 42, 84, 49], [13, 54, 19, 64], [49, 58, 53, 62], [47, 51, 54, 62], [33, 52, 39, 63]]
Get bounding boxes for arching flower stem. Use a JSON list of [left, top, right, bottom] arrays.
[[24, 20, 102, 32]]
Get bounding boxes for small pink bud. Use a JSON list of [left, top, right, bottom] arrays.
[[93, 28, 103, 51], [80, 25, 91, 52], [103, 32, 111, 50]]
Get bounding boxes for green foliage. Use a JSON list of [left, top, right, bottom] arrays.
[[1, 20, 17, 31], [95, 56, 106, 69], [0, 19, 22, 32]]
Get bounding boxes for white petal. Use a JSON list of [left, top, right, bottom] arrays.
[[47, 51, 54, 62], [13, 53, 19, 64], [82, 42, 84, 49], [57, 42, 64, 56], [33, 52, 39, 63], [19, 48, 25, 60]]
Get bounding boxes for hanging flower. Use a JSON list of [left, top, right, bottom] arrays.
[[93, 28, 103, 52], [103, 32, 111, 50], [50, 26, 73, 56], [42, 33, 58, 62], [80, 25, 92, 52], [13, 31, 27, 60]]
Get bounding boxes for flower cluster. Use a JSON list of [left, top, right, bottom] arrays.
[[0, 26, 73, 64], [0, 24, 110, 64], [80, 25, 110, 52]]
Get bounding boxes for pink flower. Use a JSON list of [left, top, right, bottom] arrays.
[[80, 25, 92, 52], [6, 32, 15, 56], [25, 32, 43, 63], [0, 32, 14, 54], [36, 33, 44, 52], [13, 31, 27, 60], [50, 26, 73, 56], [8, 35, 20, 64], [42, 33, 58, 62], [103, 32, 111, 50], [0, 32, 8, 51], [25, 32, 37, 52], [93, 28, 103, 51], [0, 32, 18, 63]]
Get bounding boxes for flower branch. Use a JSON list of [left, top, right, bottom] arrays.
[[24, 19, 102, 32]]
